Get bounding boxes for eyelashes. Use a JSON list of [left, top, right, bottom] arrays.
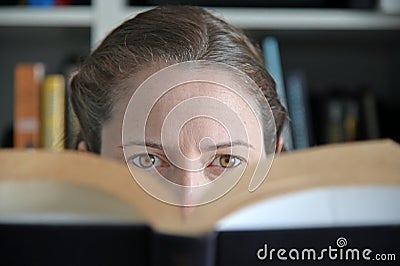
[[130, 153, 244, 169], [131, 154, 164, 168], [210, 154, 242, 168]]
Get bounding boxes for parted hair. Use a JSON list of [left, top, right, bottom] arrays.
[[70, 6, 288, 153]]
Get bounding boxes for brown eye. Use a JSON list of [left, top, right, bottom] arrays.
[[131, 154, 162, 168], [211, 155, 241, 168]]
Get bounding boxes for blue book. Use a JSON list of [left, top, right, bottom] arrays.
[[262, 37, 293, 151], [286, 70, 312, 149]]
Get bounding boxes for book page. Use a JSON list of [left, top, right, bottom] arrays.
[[216, 185, 400, 231]]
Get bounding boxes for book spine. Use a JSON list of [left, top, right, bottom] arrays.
[[14, 63, 45, 149], [362, 90, 379, 139], [325, 98, 344, 143], [28, 0, 56, 7], [343, 98, 359, 142], [149, 231, 217, 266], [262, 37, 293, 151], [41, 75, 66, 150], [323, 94, 361, 144], [286, 70, 312, 149]]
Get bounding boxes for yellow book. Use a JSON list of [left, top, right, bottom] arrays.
[[40, 75, 65, 150]]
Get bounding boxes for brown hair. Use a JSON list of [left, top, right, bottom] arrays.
[[70, 6, 288, 153]]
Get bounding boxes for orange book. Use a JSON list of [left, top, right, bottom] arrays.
[[14, 63, 45, 148]]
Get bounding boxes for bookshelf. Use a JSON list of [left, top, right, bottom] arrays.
[[184, 7, 400, 30], [1, 0, 400, 148], [1, 1, 400, 45], [0, 6, 92, 27]]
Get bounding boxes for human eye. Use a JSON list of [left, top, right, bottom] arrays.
[[130, 153, 166, 169], [210, 154, 242, 168]]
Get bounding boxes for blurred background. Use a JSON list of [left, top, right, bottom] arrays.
[[0, 0, 399, 150]]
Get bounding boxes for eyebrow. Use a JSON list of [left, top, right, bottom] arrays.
[[120, 140, 253, 151], [208, 140, 254, 151], [120, 141, 163, 150]]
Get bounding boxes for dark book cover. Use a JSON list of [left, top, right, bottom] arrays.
[[1, 223, 399, 266]]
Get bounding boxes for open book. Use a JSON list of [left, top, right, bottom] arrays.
[[1, 139, 400, 265]]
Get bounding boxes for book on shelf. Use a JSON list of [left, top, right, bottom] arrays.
[[14, 62, 45, 149], [361, 89, 380, 139], [313, 89, 380, 145], [13, 61, 80, 150], [8, 0, 92, 7], [325, 97, 347, 143], [262, 36, 294, 151], [41, 74, 66, 151], [1, 139, 399, 265], [285, 69, 313, 149]]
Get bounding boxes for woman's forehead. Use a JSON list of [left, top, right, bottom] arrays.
[[117, 62, 265, 146], [119, 61, 259, 109], [118, 66, 259, 120], [143, 83, 261, 145], [153, 82, 247, 107]]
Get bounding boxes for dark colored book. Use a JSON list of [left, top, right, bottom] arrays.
[[1, 139, 399, 265], [327, 98, 344, 143], [1, 224, 399, 266], [314, 89, 380, 145], [285, 70, 313, 149], [360, 89, 379, 139]]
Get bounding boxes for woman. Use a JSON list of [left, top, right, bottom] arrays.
[[70, 6, 288, 205]]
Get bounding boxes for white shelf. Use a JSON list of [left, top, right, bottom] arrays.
[[0, 6, 92, 27], [1, 4, 400, 47], [207, 8, 400, 30], [1, 6, 399, 30], [122, 7, 400, 30]]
